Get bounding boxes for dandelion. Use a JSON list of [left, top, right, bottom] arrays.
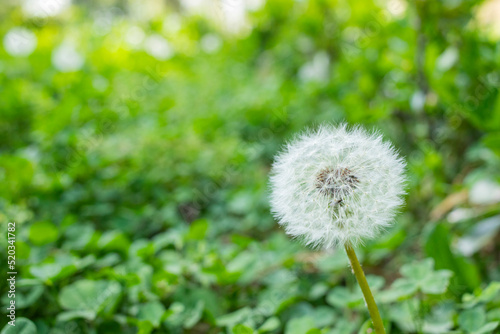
[[269, 123, 406, 334]]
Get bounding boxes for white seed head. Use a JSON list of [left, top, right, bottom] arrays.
[[269, 124, 406, 249]]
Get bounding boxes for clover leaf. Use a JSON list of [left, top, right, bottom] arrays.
[[379, 258, 452, 302]]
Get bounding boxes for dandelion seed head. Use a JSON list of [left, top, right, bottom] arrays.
[[269, 123, 406, 249]]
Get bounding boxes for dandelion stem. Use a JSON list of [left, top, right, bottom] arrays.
[[344, 243, 386, 334]]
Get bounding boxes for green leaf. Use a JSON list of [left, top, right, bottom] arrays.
[[56, 310, 96, 322], [329, 318, 359, 334], [1, 285, 44, 309], [326, 287, 359, 308], [29, 221, 59, 246], [306, 330, 322, 334], [13, 241, 30, 260], [421, 269, 453, 294], [1, 318, 37, 334], [217, 307, 253, 328], [378, 278, 418, 302], [255, 284, 299, 316], [186, 219, 209, 240], [183, 300, 204, 328], [285, 317, 316, 334], [459, 307, 486, 332], [465, 282, 500, 308], [308, 306, 336, 328], [400, 258, 434, 280], [315, 252, 349, 272], [424, 223, 481, 291], [389, 299, 420, 333], [233, 324, 254, 334], [137, 320, 153, 334], [258, 317, 280, 333], [129, 239, 155, 259], [478, 282, 500, 303], [58, 280, 122, 318], [422, 301, 455, 334], [382, 258, 452, 300], [482, 132, 500, 156], [358, 319, 374, 334], [474, 322, 499, 334], [152, 230, 184, 251], [98, 230, 130, 254], [165, 301, 205, 329], [0, 156, 33, 198], [30, 263, 62, 281], [327, 275, 384, 307], [137, 301, 166, 328], [62, 223, 95, 250], [486, 309, 500, 322], [309, 283, 329, 300]]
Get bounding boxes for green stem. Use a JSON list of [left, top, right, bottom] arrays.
[[344, 243, 386, 334]]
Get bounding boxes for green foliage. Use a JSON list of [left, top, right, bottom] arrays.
[[29, 221, 59, 246], [458, 307, 499, 334], [424, 223, 481, 292], [1, 0, 500, 333], [0, 318, 37, 334], [58, 280, 122, 321], [378, 259, 453, 301]]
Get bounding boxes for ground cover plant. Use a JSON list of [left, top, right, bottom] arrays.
[[1, 0, 500, 333]]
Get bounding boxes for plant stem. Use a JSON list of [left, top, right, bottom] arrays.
[[344, 243, 386, 334]]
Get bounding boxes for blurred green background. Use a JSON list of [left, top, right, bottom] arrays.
[[1, 0, 500, 333]]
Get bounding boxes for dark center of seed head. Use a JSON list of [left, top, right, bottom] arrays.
[[315, 167, 359, 199]]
